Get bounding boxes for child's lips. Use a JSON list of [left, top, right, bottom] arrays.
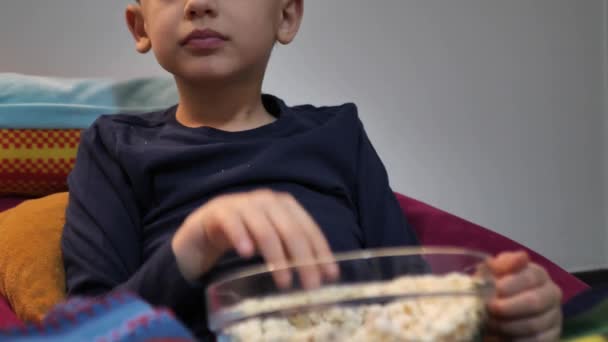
[[183, 37, 226, 50], [181, 29, 228, 51]]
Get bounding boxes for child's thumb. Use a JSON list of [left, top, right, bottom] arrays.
[[487, 251, 529, 277]]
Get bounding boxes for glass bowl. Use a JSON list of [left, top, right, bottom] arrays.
[[207, 247, 495, 341]]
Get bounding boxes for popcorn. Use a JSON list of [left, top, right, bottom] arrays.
[[220, 273, 485, 341]]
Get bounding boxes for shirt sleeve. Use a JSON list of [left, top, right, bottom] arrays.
[[354, 119, 420, 248], [61, 118, 202, 321]]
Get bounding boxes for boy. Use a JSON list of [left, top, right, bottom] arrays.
[[61, 0, 562, 340]]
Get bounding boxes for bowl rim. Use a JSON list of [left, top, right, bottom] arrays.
[[206, 246, 494, 332], [207, 246, 491, 291]]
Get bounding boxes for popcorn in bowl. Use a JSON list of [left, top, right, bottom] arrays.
[[207, 247, 494, 342]]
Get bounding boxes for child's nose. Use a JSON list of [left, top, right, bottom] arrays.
[[184, 0, 218, 20]]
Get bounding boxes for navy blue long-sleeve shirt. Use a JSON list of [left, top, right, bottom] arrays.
[[61, 95, 419, 339]]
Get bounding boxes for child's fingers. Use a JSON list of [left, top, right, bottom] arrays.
[[495, 263, 549, 297], [488, 281, 561, 319], [486, 306, 561, 337], [487, 251, 530, 277], [239, 206, 293, 289], [264, 196, 322, 289], [211, 209, 255, 258], [281, 194, 339, 281]]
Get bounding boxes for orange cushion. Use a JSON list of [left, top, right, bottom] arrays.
[[0, 192, 68, 322], [0, 129, 80, 197]]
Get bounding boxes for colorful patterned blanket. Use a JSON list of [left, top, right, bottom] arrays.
[[0, 293, 195, 342]]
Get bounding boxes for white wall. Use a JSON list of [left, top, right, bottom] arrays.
[[604, 0, 608, 272], [1, 0, 606, 271]]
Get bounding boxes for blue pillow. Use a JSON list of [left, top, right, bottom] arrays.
[[0, 73, 178, 129]]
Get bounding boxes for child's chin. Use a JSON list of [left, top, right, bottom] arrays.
[[175, 66, 243, 84]]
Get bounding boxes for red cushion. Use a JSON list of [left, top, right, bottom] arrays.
[[0, 295, 23, 330], [0, 197, 25, 213], [395, 193, 589, 302]]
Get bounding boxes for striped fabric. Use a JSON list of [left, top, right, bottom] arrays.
[[0, 129, 80, 197]]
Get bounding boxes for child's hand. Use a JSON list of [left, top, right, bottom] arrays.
[[485, 251, 562, 341], [171, 189, 338, 289]]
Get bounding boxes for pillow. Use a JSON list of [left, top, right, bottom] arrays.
[[0, 73, 178, 129], [0, 192, 68, 322], [0, 129, 80, 197]]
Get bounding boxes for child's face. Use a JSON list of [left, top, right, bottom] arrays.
[[127, 0, 303, 82]]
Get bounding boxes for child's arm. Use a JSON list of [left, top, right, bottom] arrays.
[[485, 252, 563, 341], [61, 120, 203, 319]]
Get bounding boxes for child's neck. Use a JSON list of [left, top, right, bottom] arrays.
[[174, 77, 276, 132]]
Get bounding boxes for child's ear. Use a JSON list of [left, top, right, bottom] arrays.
[[276, 0, 303, 45], [126, 4, 152, 54]]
